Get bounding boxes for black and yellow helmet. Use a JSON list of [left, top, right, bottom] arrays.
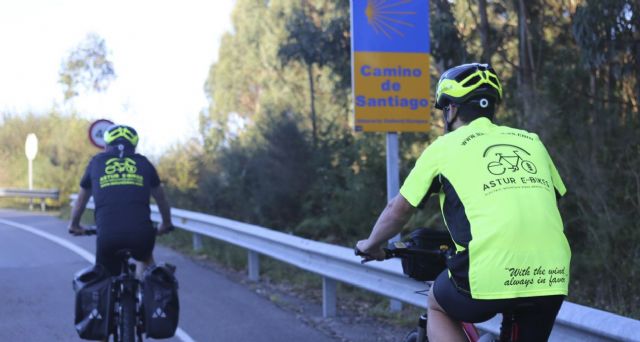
[[103, 124, 139, 147], [435, 63, 503, 109]]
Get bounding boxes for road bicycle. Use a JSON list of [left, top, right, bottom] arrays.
[[83, 227, 145, 342], [355, 239, 496, 342]]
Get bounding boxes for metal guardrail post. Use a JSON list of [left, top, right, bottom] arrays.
[[390, 298, 402, 311], [322, 277, 337, 317], [248, 251, 260, 281], [40, 198, 46, 212], [192, 233, 203, 251]]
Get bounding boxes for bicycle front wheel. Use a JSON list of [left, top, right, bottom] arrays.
[[117, 295, 137, 342]]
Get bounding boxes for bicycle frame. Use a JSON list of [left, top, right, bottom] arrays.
[[74, 225, 176, 341], [407, 287, 482, 342], [111, 251, 143, 342], [355, 245, 494, 342]]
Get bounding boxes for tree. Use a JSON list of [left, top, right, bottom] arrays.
[[0, 112, 96, 205], [278, 4, 328, 148], [573, 0, 639, 121], [58, 33, 116, 102], [184, 0, 640, 318], [430, 0, 468, 72]]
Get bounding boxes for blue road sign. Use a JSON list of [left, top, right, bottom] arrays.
[[352, 0, 430, 53]]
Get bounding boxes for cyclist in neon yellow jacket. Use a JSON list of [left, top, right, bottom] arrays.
[[357, 63, 570, 342]]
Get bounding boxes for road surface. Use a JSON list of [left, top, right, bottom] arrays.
[[0, 209, 339, 341]]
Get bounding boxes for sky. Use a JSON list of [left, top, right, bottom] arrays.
[[0, 0, 236, 156]]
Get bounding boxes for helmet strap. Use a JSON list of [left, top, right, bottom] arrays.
[[444, 105, 460, 133]]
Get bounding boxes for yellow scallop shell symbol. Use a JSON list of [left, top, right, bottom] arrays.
[[365, 0, 416, 39]]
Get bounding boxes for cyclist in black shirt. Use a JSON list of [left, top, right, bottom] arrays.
[[69, 124, 174, 278]]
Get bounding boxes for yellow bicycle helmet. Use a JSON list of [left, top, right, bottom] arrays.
[[435, 63, 503, 109], [103, 124, 139, 147]]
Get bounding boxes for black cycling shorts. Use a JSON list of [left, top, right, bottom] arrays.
[[433, 270, 564, 342], [96, 228, 156, 275]]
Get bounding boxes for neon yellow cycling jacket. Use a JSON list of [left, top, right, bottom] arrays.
[[400, 117, 571, 299]]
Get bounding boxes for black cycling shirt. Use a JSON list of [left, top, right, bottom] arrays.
[[80, 150, 161, 235]]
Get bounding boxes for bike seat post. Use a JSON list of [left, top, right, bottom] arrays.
[[115, 249, 134, 276], [417, 313, 428, 341]]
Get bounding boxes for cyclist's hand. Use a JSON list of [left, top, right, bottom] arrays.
[[157, 222, 175, 236], [356, 239, 386, 261], [68, 223, 86, 236]]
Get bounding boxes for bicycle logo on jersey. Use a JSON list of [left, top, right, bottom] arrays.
[[483, 144, 537, 176], [105, 157, 137, 175]]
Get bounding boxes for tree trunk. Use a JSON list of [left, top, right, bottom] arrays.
[[478, 0, 491, 63], [605, 33, 616, 131], [590, 69, 600, 125], [307, 63, 317, 148], [516, 0, 536, 128], [636, 41, 640, 121]]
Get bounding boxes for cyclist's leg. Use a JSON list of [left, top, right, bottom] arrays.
[[427, 291, 468, 342], [510, 295, 564, 342], [96, 233, 123, 275], [431, 271, 524, 341], [499, 311, 515, 342], [95, 233, 120, 342], [134, 256, 155, 280], [426, 271, 471, 342], [130, 228, 156, 279]]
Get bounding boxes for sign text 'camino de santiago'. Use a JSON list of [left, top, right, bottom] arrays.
[[351, 0, 430, 132]]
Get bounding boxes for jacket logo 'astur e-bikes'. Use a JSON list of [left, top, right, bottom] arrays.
[[99, 157, 144, 188], [483, 144, 537, 176], [104, 158, 137, 175]]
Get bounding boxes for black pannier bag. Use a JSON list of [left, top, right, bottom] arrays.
[[142, 263, 179, 339], [73, 265, 113, 340], [400, 228, 455, 281]]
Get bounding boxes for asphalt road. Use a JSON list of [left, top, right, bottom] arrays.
[[0, 209, 337, 342]]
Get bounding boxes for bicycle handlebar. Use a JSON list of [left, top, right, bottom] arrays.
[[71, 224, 175, 236], [355, 242, 447, 264]]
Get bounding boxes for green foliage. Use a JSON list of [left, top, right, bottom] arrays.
[[573, 0, 637, 70], [156, 0, 640, 318], [3, 0, 632, 319], [0, 112, 96, 206], [59, 33, 116, 101]]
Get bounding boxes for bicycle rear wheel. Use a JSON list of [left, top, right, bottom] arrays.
[[117, 294, 137, 342], [402, 328, 428, 342]]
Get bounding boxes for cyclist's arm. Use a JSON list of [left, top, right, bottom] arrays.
[[69, 187, 91, 234], [151, 185, 173, 233], [357, 194, 415, 259]]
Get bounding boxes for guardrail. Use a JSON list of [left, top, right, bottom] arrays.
[[1, 188, 59, 211], [71, 195, 640, 341]]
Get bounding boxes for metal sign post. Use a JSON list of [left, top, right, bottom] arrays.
[[386, 132, 402, 311], [351, 0, 431, 312], [25, 133, 38, 210], [386, 132, 400, 232], [25, 133, 38, 189]]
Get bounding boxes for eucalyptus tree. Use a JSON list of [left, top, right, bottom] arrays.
[[58, 33, 116, 102]]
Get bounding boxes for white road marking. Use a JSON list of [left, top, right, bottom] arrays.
[[0, 218, 197, 342]]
